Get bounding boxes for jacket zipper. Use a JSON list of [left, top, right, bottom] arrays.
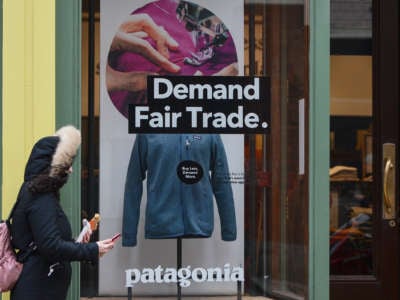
[[185, 136, 190, 150], [180, 135, 186, 235]]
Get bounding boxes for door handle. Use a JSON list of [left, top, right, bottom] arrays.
[[382, 143, 396, 220], [383, 158, 394, 214]]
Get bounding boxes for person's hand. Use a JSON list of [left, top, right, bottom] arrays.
[[106, 65, 157, 92], [110, 13, 180, 73], [81, 228, 92, 243], [97, 239, 115, 258]]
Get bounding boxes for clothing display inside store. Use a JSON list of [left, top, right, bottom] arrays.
[[330, 165, 359, 181], [122, 134, 237, 247], [330, 119, 373, 275], [330, 172, 373, 275]]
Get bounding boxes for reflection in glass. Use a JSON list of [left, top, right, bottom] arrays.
[[244, 1, 308, 298], [329, 0, 373, 276]]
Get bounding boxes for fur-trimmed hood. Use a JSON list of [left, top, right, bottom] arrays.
[[24, 125, 81, 182]]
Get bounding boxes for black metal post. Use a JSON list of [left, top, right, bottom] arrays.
[[83, 0, 99, 296], [177, 238, 182, 300], [247, 3, 258, 295], [87, 0, 97, 217], [128, 286, 132, 300]]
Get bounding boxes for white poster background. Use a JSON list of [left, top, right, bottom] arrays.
[[100, 0, 244, 295]]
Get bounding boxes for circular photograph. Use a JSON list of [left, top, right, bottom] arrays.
[[106, 0, 239, 118]]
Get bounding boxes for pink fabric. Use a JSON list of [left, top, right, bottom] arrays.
[[107, 0, 238, 118], [0, 222, 23, 292]]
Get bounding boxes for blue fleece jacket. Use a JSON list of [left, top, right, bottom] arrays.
[[122, 134, 237, 246]]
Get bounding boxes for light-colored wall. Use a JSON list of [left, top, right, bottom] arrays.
[[1, 0, 56, 280], [2, 0, 55, 215], [330, 55, 372, 116]]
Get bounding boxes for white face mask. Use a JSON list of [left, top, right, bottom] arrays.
[[66, 166, 73, 174]]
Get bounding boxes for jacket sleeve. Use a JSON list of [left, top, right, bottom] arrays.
[[210, 135, 237, 241], [122, 134, 147, 247], [26, 195, 98, 263]]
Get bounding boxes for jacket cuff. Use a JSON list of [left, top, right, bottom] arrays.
[[222, 231, 237, 241], [88, 242, 100, 264], [122, 234, 137, 247]]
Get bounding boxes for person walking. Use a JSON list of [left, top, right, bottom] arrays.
[[9, 125, 114, 300]]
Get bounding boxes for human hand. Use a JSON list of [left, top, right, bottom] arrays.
[[81, 227, 92, 243], [96, 239, 115, 258], [106, 64, 157, 92], [110, 13, 180, 73]]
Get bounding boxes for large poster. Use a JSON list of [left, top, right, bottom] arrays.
[[100, 0, 245, 296]]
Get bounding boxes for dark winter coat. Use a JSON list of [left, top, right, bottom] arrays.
[[9, 134, 98, 300]]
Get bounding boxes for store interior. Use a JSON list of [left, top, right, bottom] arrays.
[[329, 54, 373, 275]]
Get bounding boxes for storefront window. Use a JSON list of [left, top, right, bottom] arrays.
[[243, 2, 308, 298], [82, 0, 308, 298], [329, 0, 373, 276]]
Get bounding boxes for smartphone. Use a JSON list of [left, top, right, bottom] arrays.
[[111, 233, 121, 242]]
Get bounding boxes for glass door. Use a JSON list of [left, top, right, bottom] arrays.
[[330, 0, 400, 298]]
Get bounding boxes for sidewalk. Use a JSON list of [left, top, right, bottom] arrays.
[[81, 297, 273, 300]]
